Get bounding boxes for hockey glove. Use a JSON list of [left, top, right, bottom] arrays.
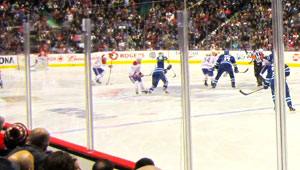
[[163, 69, 168, 74], [234, 67, 239, 73], [214, 65, 219, 70], [139, 72, 144, 77], [167, 64, 172, 70], [264, 84, 269, 89]]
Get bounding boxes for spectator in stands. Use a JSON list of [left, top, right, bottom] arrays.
[[0, 156, 20, 170], [4, 123, 28, 150], [8, 150, 34, 170], [0, 116, 4, 130], [40, 151, 76, 170], [134, 157, 154, 170], [0, 116, 5, 147], [134, 157, 161, 170], [92, 158, 114, 170], [72, 156, 81, 170], [8, 128, 51, 170], [0, 123, 28, 156]]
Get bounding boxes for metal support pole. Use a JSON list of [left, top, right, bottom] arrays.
[[177, 10, 193, 170], [272, 0, 287, 170], [24, 22, 32, 130], [83, 19, 94, 150]]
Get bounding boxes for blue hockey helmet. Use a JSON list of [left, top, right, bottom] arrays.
[[264, 53, 274, 63], [224, 49, 229, 55]]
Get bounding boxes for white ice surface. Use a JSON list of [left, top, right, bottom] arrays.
[[1, 64, 300, 170]]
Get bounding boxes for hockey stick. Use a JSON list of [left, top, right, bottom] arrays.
[[166, 60, 176, 78], [239, 87, 264, 96], [237, 68, 249, 73], [105, 57, 113, 85]]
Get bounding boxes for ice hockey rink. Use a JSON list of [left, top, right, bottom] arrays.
[[1, 63, 300, 170]]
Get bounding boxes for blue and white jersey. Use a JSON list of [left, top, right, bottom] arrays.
[[265, 63, 290, 86], [215, 54, 237, 68], [153, 55, 168, 73]]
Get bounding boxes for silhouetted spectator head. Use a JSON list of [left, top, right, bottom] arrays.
[[26, 128, 50, 151], [0, 116, 4, 130], [0, 156, 20, 170], [92, 158, 114, 170], [40, 151, 75, 170], [135, 158, 155, 170], [136, 165, 161, 170], [4, 123, 28, 149], [8, 150, 34, 170]]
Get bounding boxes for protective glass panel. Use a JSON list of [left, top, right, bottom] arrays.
[[91, 2, 183, 169], [1, 21, 27, 123], [189, 1, 278, 170], [30, 10, 87, 146]]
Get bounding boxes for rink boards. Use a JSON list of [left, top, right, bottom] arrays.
[[1, 50, 300, 69]]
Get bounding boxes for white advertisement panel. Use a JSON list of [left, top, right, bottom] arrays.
[[1, 50, 300, 68]]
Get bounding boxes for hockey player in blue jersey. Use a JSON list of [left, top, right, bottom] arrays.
[[263, 52, 296, 111], [212, 49, 239, 88], [148, 52, 172, 94]]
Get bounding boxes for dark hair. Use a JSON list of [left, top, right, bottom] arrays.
[[41, 151, 76, 170], [27, 128, 50, 151], [92, 159, 114, 170], [0, 116, 4, 130], [135, 158, 154, 170]]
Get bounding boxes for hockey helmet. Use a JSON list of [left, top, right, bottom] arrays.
[[224, 49, 229, 55], [136, 57, 142, 63]]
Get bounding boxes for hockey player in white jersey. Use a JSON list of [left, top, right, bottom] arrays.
[[201, 50, 217, 86], [129, 57, 147, 94], [93, 54, 112, 84]]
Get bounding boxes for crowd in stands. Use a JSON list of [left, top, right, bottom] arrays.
[[0, 116, 161, 170], [0, 0, 300, 55]]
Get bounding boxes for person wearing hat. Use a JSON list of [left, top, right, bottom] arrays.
[[8, 128, 50, 170], [0, 123, 28, 156]]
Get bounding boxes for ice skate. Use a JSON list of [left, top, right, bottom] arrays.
[[231, 82, 236, 88], [148, 89, 153, 94], [163, 87, 169, 94], [96, 79, 102, 84], [204, 80, 208, 87], [141, 90, 148, 94], [289, 106, 296, 112], [212, 83, 216, 88]]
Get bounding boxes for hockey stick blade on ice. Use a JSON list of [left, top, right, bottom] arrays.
[[239, 88, 264, 96], [237, 68, 249, 73]]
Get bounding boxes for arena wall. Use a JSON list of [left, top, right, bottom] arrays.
[[1, 50, 300, 69]]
